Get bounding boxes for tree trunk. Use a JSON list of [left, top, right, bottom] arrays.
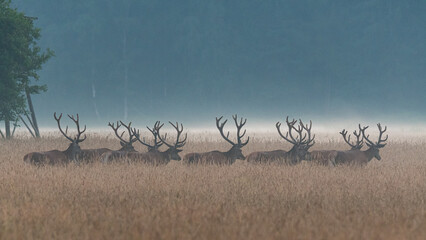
[[25, 87, 40, 138], [5, 118, 11, 139], [19, 115, 36, 138], [11, 120, 18, 137]]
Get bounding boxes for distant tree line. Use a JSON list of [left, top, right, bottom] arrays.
[[0, 0, 53, 139]]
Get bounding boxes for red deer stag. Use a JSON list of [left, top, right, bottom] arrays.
[[183, 115, 249, 165], [335, 124, 388, 166], [121, 121, 187, 165], [307, 126, 364, 166], [246, 117, 315, 165], [23, 113, 86, 165], [98, 121, 139, 162], [132, 121, 164, 153], [79, 121, 143, 162]]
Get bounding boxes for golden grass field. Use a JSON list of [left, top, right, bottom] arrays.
[[0, 131, 425, 240]]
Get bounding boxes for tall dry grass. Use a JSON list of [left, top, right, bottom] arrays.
[[0, 132, 425, 240]]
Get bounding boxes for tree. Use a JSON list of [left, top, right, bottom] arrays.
[[0, 0, 53, 139]]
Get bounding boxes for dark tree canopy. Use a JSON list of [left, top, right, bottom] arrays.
[[0, 0, 53, 138]]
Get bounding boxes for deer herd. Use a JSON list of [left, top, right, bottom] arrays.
[[23, 113, 388, 167]]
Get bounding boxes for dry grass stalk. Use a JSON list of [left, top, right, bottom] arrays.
[[0, 132, 425, 239]]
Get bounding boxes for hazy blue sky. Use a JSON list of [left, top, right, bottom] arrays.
[[12, 0, 426, 128]]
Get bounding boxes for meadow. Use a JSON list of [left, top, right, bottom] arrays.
[[0, 131, 425, 240]]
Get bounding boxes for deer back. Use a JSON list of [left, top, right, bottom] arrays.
[[125, 151, 172, 165], [79, 148, 112, 163], [24, 150, 69, 165], [99, 150, 130, 163], [246, 150, 293, 164], [307, 150, 338, 166], [183, 151, 234, 165], [182, 153, 201, 164], [335, 150, 370, 166]]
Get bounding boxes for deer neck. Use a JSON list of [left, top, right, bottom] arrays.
[[119, 145, 136, 152], [225, 148, 234, 160], [161, 149, 173, 161], [287, 146, 298, 158], [63, 143, 80, 161], [364, 148, 376, 162], [225, 147, 239, 164], [286, 146, 302, 164]]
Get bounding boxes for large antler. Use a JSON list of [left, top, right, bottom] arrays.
[[360, 123, 388, 148], [340, 125, 364, 150], [108, 121, 137, 145], [216, 115, 249, 147], [276, 117, 300, 145], [120, 121, 138, 144], [216, 116, 235, 146], [232, 115, 249, 147], [276, 117, 315, 147], [54, 112, 87, 143], [299, 119, 315, 148], [133, 121, 164, 150], [157, 122, 187, 149]]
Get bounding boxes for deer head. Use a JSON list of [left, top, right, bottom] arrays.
[[108, 121, 138, 152], [276, 117, 315, 163], [133, 121, 164, 152], [157, 122, 187, 161], [216, 115, 250, 161], [54, 112, 87, 162], [360, 123, 388, 160], [340, 125, 364, 150]]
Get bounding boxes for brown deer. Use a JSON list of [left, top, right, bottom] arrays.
[[98, 121, 140, 162], [246, 117, 315, 165], [335, 124, 388, 166], [307, 126, 364, 166], [23, 113, 87, 165], [183, 115, 249, 165], [132, 121, 164, 153], [118, 121, 187, 165]]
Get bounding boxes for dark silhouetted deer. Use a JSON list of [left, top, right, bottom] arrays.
[[183, 115, 249, 165], [307, 126, 364, 166], [119, 121, 187, 165], [98, 121, 139, 162], [23, 113, 86, 165], [335, 124, 388, 166], [246, 117, 315, 165], [132, 121, 164, 153]]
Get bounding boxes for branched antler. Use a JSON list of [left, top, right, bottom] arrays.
[[276, 117, 300, 145], [360, 123, 388, 148], [54, 112, 87, 143], [216, 115, 249, 147], [133, 121, 164, 150], [108, 121, 137, 145], [157, 122, 187, 149], [232, 115, 249, 147], [300, 119, 315, 147], [340, 125, 364, 150], [276, 117, 315, 148]]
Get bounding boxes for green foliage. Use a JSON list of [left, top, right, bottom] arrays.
[[0, 0, 53, 136]]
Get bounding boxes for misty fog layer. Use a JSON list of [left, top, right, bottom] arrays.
[[12, 0, 426, 127]]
